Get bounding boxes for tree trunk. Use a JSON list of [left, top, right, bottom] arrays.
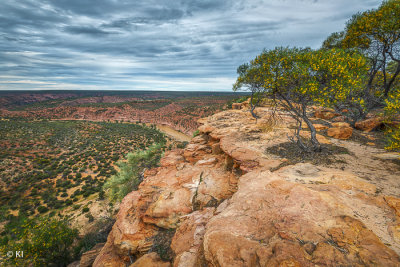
[[302, 111, 321, 152], [384, 63, 400, 97]]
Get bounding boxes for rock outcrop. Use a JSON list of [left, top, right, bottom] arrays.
[[94, 107, 400, 266]]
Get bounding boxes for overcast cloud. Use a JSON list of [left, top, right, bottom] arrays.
[[0, 0, 381, 91]]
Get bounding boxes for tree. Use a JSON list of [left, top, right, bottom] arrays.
[[385, 87, 400, 152], [341, 0, 400, 101], [233, 63, 265, 119], [234, 47, 368, 152]]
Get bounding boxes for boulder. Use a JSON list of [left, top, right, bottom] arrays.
[[331, 122, 351, 128], [313, 124, 328, 131], [332, 115, 346, 122], [314, 108, 340, 120], [355, 117, 383, 132], [130, 252, 170, 267], [232, 103, 242, 110], [327, 127, 353, 139]]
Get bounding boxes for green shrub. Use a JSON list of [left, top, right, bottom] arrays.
[[82, 207, 89, 213], [0, 217, 78, 267], [104, 143, 164, 202], [192, 130, 200, 138], [37, 205, 49, 214]]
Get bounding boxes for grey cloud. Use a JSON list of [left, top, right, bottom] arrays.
[[0, 0, 383, 91], [64, 26, 116, 36]]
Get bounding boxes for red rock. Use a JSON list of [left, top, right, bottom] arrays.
[[327, 127, 353, 139], [355, 117, 383, 132], [232, 103, 242, 110], [130, 252, 170, 267], [202, 168, 400, 266], [385, 196, 400, 217], [314, 108, 340, 120], [331, 122, 351, 128], [313, 123, 329, 131], [80, 243, 105, 267], [160, 150, 185, 167], [171, 208, 215, 267], [332, 115, 346, 122]]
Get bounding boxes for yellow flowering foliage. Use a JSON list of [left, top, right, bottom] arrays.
[[0, 217, 78, 266], [246, 47, 368, 109], [343, 0, 400, 50], [385, 88, 400, 151]]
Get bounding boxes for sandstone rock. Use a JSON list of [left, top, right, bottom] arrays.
[[385, 196, 400, 217], [314, 108, 340, 120], [355, 117, 383, 132], [130, 252, 170, 267], [232, 103, 242, 110], [299, 132, 331, 144], [332, 115, 346, 122], [202, 169, 400, 266], [313, 123, 328, 131], [143, 187, 192, 228], [211, 143, 222, 154], [198, 124, 215, 134], [160, 150, 185, 167], [80, 243, 105, 267], [331, 122, 351, 128], [195, 157, 217, 166], [327, 127, 353, 139], [171, 208, 215, 267]]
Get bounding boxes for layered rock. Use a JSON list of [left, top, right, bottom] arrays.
[[94, 107, 400, 267]]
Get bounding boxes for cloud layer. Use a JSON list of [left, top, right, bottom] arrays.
[[0, 0, 381, 91]]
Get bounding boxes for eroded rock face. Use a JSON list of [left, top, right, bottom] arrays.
[[80, 243, 105, 267], [129, 252, 171, 267], [203, 167, 400, 266], [94, 108, 400, 266]]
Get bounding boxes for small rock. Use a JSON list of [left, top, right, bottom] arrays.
[[332, 116, 346, 122], [355, 117, 383, 132], [331, 122, 350, 128], [314, 108, 340, 120], [327, 127, 353, 140], [232, 103, 242, 110], [313, 124, 328, 131]]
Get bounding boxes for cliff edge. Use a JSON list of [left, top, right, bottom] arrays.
[[91, 107, 400, 266]]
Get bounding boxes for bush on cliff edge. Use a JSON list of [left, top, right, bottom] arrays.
[[103, 143, 164, 202]]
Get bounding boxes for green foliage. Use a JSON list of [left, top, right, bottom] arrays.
[[384, 87, 400, 152], [233, 47, 368, 151], [339, 0, 400, 100], [0, 217, 78, 267], [176, 141, 189, 149], [226, 95, 249, 108], [192, 130, 200, 138], [104, 143, 164, 202]]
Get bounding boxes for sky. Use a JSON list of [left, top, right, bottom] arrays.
[[0, 0, 382, 91]]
